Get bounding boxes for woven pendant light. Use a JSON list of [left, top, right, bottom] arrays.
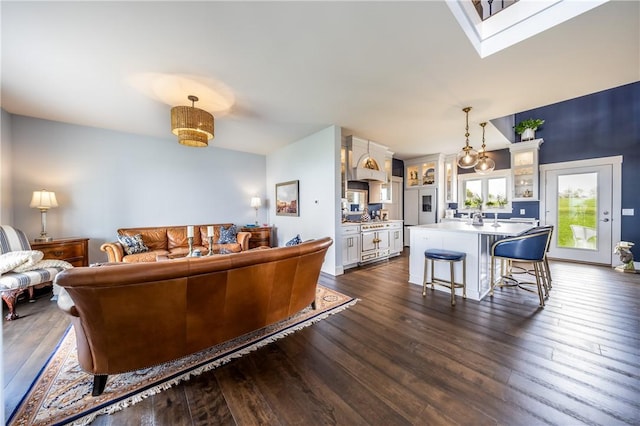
[[171, 95, 214, 147]]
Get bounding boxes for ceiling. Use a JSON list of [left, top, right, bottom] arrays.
[[2, 1, 638, 160]]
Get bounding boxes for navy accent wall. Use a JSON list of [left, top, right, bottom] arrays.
[[392, 158, 404, 177], [517, 81, 640, 252]]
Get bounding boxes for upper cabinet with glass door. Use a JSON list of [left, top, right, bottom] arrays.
[[369, 151, 394, 203], [509, 139, 543, 201], [405, 153, 444, 189], [444, 154, 458, 203]]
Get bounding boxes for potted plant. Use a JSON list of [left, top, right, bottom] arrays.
[[514, 118, 545, 141]]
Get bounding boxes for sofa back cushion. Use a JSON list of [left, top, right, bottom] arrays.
[[166, 227, 200, 250], [0, 226, 31, 254], [118, 227, 168, 252]]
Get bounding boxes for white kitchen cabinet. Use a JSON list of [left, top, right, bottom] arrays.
[[341, 224, 360, 269], [388, 221, 404, 255], [387, 177, 403, 220], [510, 139, 543, 201]]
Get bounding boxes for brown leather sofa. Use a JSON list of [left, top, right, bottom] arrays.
[[100, 224, 251, 263], [56, 237, 333, 396]]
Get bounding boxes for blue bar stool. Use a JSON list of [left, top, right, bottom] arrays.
[[423, 249, 467, 306]]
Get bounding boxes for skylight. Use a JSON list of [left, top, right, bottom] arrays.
[[446, 0, 610, 58]]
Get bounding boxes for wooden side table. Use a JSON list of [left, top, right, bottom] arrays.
[[31, 238, 90, 267], [241, 226, 272, 249]]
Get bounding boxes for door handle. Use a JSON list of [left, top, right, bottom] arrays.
[[602, 218, 610, 222]]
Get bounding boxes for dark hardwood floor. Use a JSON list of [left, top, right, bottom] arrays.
[[4, 252, 640, 425]]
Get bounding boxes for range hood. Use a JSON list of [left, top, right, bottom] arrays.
[[352, 158, 387, 182], [347, 136, 389, 182]]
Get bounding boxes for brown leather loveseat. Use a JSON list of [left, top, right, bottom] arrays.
[[100, 224, 251, 263], [56, 237, 333, 396]]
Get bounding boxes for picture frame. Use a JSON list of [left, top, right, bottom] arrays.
[[276, 180, 299, 216]]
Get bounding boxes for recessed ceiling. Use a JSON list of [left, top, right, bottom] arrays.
[[1, 1, 638, 160]]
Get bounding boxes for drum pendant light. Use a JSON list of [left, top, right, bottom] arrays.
[[171, 95, 214, 147]]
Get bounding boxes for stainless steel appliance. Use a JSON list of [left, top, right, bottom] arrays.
[[404, 188, 438, 245]]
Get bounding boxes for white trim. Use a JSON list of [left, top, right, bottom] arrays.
[[539, 156, 622, 266], [458, 169, 512, 213], [539, 155, 622, 172]]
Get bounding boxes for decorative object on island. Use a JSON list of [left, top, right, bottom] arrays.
[[474, 122, 495, 174], [186, 225, 194, 256], [250, 196, 262, 225], [171, 95, 214, 147], [276, 180, 299, 216], [514, 118, 545, 141], [30, 189, 58, 242], [456, 106, 479, 169]]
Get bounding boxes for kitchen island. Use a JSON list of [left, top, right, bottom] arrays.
[[409, 221, 535, 301]]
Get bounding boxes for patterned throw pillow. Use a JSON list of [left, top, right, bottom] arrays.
[[117, 234, 149, 255], [285, 234, 302, 246], [218, 225, 237, 244]]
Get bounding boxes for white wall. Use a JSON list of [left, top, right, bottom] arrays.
[[266, 125, 341, 275], [1, 109, 14, 225], [8, 114, 267, 263]]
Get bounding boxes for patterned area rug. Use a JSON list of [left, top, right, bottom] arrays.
[[9, 285, 357, 426]]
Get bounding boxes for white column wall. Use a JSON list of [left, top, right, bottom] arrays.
[[266, 125, 341, 275]]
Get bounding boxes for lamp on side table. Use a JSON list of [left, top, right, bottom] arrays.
[[30, 189, 58, 242], [250, 196, 262, 226]]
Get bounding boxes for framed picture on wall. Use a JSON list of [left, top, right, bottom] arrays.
[[276, 180, 299, 216]]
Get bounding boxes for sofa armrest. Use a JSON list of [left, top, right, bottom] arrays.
[[100, 241, 125, 262], [57, 288, 79, 317], [237, 232, 251, 251]]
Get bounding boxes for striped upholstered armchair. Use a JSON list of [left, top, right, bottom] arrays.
[[0, 225, 72, 320]]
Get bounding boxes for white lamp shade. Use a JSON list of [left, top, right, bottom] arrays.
[[250, 197, 262, 208], [29, 190, 58, 209]]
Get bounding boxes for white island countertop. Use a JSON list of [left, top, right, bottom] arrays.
[[410, 221, 534, 237], [408, 221, 537, 301]]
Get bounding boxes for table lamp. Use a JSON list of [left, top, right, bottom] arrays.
[[30, 190, 58, 242], [250, 196, 261, 226]]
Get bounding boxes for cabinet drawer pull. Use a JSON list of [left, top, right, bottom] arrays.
[[53, 250, 64, 257]]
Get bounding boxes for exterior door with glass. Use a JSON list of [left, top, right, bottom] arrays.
[[543, 164, 613, 264]]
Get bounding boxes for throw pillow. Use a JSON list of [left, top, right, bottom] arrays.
[[0, 250, 42, 274], [218, 225, 237, 244], [285, 234, 302, 246], [117, 234, 149, 255], [14, 258, 73, 273]]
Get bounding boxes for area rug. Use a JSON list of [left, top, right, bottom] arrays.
[[9, 285, 357, 426]]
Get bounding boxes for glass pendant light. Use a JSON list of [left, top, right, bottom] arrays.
[[456, 107, 479, 169], [474, 122, 495, 174]]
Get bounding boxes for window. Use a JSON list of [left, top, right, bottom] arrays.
[[458, 170, 511, 212]]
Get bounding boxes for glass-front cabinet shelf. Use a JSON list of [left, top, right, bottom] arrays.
[[405, 154, 443, 189], [509, 139, 543, 201], [444, 154, 457, 203]]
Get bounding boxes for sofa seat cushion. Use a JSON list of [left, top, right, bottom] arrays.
[[0, 266, 65, 291], [211, 244, 242, 254], [123, 249, 169, 263], [168, 246, 207, 258]]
